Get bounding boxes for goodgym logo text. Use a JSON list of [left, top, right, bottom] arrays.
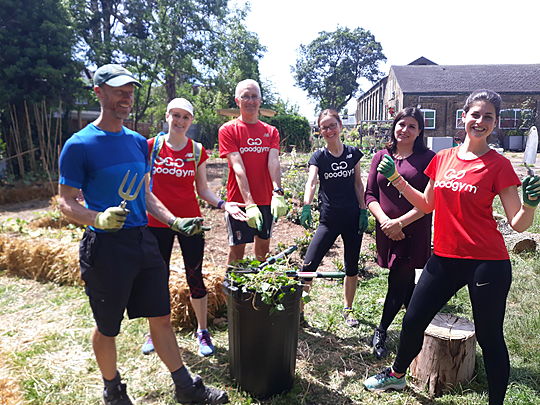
[[240, 137, 270, 154], [434, 168, 477, 193], [324, 161, 354, 180]]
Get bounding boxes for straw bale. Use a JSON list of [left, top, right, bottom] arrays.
[[0, 233, 227, 328], [169, 264, 227, 329], [0, 234, 81, 286], [0, 182, 55, 205], [0, 355, 24, 405], [29, 211, 72, 229]]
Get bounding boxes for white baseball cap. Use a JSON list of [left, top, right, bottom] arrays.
[[166, 98, 194, 116]]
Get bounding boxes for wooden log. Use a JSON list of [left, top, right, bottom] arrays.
[[410, 313, 476, 397], [504, 232, 537, 254], [495, 213, 538, 254]]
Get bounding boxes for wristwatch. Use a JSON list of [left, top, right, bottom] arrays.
[[273, 187, 284, 196]]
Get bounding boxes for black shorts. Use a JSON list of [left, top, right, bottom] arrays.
[[79, 227, 170, 337], [225, 205, 273, 246]]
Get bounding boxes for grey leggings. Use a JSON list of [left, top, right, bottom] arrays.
[[393, 254, 511, 405]]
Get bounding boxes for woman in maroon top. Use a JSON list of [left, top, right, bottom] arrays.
[[365, 107, 435, 358]]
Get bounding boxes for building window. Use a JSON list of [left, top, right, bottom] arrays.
[[456, 109, 464, 129], [499, 109, 534, 129], [422, 109, 436, 129]]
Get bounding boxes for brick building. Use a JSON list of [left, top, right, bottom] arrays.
[[356, 58, 540, 149]]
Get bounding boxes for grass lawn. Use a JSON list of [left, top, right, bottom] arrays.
[[1, 246, 539, 404], [1, 151, 539, 404]]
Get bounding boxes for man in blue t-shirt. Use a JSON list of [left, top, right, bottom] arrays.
[[58, 64, 228, 405]]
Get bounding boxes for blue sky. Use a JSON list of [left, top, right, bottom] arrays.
[[238, 0, 539, 123]]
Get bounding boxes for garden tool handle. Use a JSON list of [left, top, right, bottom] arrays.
[[289, 271, 346, 279], [258, 245, 298, 269]]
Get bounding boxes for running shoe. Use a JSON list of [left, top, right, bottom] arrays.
[[195, 330, 215, 357], [363, 367, 406, 392], [372, 327, 388, 359], [141, 334, 155, 355], [343, 307, 359, 327]]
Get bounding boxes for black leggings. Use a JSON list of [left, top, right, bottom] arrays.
[[149, 226, 207, 299], [393, 255, 511, 405], [302, 220, 362, 276], [379, 264, 415, 331]]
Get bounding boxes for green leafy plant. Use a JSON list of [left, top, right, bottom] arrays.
[[227, 259, 301, 312]]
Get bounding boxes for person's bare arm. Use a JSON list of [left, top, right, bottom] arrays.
[[500, 185, 537, 232], [227, 151, 255, 204], [303, 165, 319, 205], [58, 184, 97, 226], [195, 161, 247, 220], [353, 161, 366, 209], [145, 173, 179, 225], [267, 148, 282, 190]]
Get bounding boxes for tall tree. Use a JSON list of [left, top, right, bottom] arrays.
[[210, 9, 266, 108], [293, 26, 386, 111], [0, 0, 81, 108], [67, 0, 125, 65], [67, 0, 242, 125]]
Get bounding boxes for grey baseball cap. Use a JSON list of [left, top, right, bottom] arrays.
[[93, 64, 141, 87]]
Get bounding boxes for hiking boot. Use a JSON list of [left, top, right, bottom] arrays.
[[195, 330, 215, 357], [103, 383, 133, 405], [363, 367, 406, 392], [343, 307, 359, 327], [141, 334, 155, 355], [175, 375, 229, 404], [372, 328, 388, 359]]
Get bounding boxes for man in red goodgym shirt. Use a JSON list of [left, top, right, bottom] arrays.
[[218, 79, 287, 263]]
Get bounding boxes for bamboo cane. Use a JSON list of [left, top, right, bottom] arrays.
[[23, 100, 36, 171], [8, 104, 25, 177]]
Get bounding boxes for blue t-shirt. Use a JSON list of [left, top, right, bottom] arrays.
[[59, 124, 149, 231], [308, 144, 363, 222]]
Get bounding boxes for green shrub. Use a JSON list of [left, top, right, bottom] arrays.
[[262, 114, 311, 152]]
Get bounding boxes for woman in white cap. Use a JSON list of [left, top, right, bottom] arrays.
[[142, 98, 246, 357]]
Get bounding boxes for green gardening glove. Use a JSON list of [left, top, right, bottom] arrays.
[[94, 206, 128, 231], [170, 217, 206, 236], [271, 195, 288, 221], [522, 175, 540, 207], [377, 155, 400, 182], [245, 204, 263, 231], [358, 208, 369, 234], [299, 204, 313, 229]]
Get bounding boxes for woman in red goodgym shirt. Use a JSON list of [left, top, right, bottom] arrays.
[[143, 98, 246, 357], [364, 90, 540, 405]]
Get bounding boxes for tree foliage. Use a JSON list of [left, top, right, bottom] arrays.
[[293, 26, 386, 112], [0, 0, 82, 108], [66, 0, 265, 129], [262, 114, 311, 152]]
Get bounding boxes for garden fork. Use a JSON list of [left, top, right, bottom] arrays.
[[117, 170, 145, 209]]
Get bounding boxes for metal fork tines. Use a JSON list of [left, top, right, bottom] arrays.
[[118, 170, 145, 209]]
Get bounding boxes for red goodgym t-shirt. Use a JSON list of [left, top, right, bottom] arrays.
[[147, 137, 208, 227], [218, 119, 280, 205], [425, 147, 520, 260]]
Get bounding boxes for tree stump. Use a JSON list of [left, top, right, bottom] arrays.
[[410, 313, 476, 397], [504, 232, 537, 254]]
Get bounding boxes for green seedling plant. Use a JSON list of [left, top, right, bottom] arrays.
[[228, 259, 302, 313]]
